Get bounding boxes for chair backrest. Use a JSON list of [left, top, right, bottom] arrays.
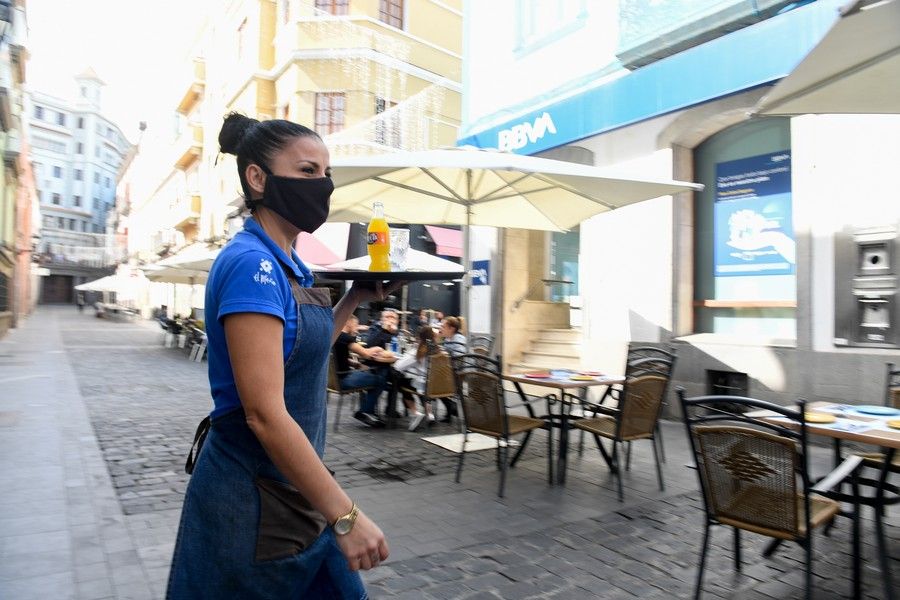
[[451, 353, 506, 435], [627, 345, 676, 364], [425, 352, 456, 399], [886, 362, 900, 409], [677, 390, 812, 540], [617, 375, 669, 440], [469, 334, 495, 356], [327, 354, 340, 392]]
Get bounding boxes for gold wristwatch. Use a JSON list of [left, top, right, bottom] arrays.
[[333, 502, 359, 536]]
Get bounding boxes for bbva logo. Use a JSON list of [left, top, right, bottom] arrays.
[[497, 112, 557, 152]]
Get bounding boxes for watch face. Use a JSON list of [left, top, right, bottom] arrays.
[[334, 518, 351, 535]]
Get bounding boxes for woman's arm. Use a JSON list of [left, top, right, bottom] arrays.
[[224, 312, 388, 570]]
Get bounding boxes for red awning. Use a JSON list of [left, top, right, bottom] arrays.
[[425, 225, 462, 257], [295, 232, 341, 267]]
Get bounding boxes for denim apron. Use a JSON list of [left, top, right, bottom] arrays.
[[166, 265, 367, 599]]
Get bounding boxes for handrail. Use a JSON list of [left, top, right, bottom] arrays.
[[511, 278, 573, 312]]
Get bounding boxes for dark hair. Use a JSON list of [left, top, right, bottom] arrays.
[[416, 325, 437, 361], [218, 112, 320, 212]]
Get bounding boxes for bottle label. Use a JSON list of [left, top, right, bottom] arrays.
[[368, 232, 388, 245]]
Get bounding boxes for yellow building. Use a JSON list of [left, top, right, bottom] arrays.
[[128, 0, 462, 313]]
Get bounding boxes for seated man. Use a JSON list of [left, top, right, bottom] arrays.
[[364, 309, 403, 417], [334, 315, 390, 428]]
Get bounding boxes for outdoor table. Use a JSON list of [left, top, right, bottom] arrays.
[[746, 401, 899, 599], [503, 370, 625, 485]]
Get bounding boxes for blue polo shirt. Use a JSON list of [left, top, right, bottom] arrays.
[[205, 217, 315, 418]]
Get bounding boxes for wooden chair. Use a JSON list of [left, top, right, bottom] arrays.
[[573, 374, 669, 502], [677, 390, 861, 600], [451, 353, 545, 497], [579, 346, 677, 461], [400, 351, 458, 429], [326, 354, 374, 432]]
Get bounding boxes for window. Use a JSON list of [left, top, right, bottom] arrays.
[[34, 105, 44, 119], [57, 112, 66, 126], [314, 92, 345, 135], [68, 218, 75, 230], [42, 215, 53, 228], [316, 0, 349, 15], [57, 217, 64, 228], [73, 195, 81, 207], [81, 221, 88, 232], [379, 0, 403, 28], [75, 169, 83, 181], [105, 177, 111, 187], [80, 86, 87, 98], [374, 97, 400, 148], [52, 166, 62, 178], [0, 273, 8, 312], [93, 197, 100, 209], [76, 142, 83, 154], [94, 172, 100, 184], [77, 117, 84, 129], [52, 193, 61, 205], [692, 117, 795, 338]]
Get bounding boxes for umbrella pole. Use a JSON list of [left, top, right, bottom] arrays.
[[461, 172, 472, 341]]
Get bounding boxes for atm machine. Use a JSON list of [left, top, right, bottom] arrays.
[[834, 223, 899, 348]]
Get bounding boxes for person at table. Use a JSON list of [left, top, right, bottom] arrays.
[[393, 325, 441, 431], [364, 309, 402, 417], [334, 315, 391, 428], [167, 112, 397, 599], [429, 310, 444, 328], [440, 316, 466, 357], [436, 316, 466, 422]]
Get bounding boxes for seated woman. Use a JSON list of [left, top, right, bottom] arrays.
[[440, 316, 467, 356], [392, 326, 441, 431], [437, 316, 466, 422]]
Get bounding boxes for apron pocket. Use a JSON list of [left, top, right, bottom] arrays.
[[254, 476, 328, 562]]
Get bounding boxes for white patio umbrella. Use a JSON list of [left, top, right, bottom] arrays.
[[324, 248, 464, 274], [157, 242, 221, 272], [328, 146, 703, 321], [755, 0, 900, 115], [142, 264, 209, 285]]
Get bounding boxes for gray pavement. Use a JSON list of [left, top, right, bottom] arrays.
[[1, 306, 897, 599]]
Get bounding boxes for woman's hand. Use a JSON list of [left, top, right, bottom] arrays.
[[334, 511, 389, 571], [349, 280, 407, 304]]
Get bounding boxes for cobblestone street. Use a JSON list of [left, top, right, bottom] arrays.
[[1, 307, 897, 599]]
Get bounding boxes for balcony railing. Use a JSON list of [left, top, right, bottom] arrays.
[[170, 194, 201, 230], [176, 59, 206, 115], [174, 124, 203, 170], [276, 6, 462, 83]]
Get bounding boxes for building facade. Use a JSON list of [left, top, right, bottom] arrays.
[[127, 0, 463, 317], [0, 0, 31, 336], [30, 69, 132, 304], [460, 0, 900, 407]]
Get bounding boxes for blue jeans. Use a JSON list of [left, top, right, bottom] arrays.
[[340, 368, 387, 414]]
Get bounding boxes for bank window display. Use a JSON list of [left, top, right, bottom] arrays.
[[693, 118, 796, 339]]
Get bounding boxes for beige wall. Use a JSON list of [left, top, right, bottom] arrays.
[[500, 229, 548, 366]]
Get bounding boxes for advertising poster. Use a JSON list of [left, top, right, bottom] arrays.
[[471, 259, 490, 286], [714, 151, 794, 277]]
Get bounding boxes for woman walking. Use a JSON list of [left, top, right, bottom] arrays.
[[167, 113, 399, 599]]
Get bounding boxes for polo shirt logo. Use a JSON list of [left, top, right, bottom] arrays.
[[253, 258, 277, 286]]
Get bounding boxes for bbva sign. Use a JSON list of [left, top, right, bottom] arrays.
[[497, 112, 557, 152]]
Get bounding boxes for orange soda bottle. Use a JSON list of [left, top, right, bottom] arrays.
[[367, 201, 391, 271]]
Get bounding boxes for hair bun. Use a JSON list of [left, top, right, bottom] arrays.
[[218, 112, 258, 155]]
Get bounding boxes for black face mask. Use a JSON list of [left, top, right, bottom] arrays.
[[256, 164, 333, 233]]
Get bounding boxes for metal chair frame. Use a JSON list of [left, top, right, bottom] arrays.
[[677, 390, 859, 600], [573, 374, 669, 501], [327, 354, 375, 432], [451, 353, 545, 497]]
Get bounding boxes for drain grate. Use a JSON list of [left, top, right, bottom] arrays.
[[357, 458, 435, 482]]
